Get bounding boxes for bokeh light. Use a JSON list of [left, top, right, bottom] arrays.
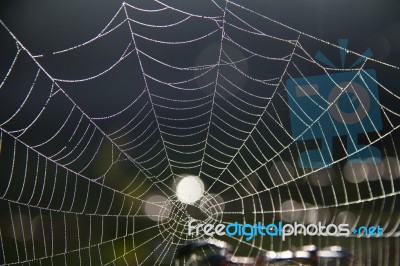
[[200, 193, 225, 218], [175, 175, 205, 204], [343, 162, 370, 183], [144, 195, 171, 222]]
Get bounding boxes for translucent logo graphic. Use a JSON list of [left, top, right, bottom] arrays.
[[286, 39, 382, 168]]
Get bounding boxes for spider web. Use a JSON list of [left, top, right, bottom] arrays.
[[0, 0, 399, 265]]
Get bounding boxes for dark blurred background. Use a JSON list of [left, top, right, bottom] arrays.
[[0, 0, 400, 265]]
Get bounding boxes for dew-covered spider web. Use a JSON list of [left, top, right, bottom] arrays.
[[0, 0, 400, 265]]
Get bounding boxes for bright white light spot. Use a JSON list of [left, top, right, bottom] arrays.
[[176, 176, 204, 204], [144, 195, 170, 221]]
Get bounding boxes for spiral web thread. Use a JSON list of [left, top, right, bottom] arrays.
[[0, 0, 399, 265]]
